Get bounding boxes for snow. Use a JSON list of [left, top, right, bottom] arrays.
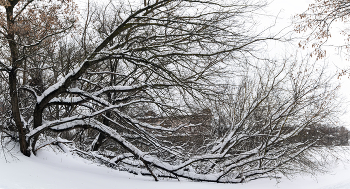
[[1, 145, 350, 189]]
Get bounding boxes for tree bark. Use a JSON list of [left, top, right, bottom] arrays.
[[6, 2, 30, 157]]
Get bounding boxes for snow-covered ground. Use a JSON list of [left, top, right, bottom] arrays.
[[1, 145, 350, 189]]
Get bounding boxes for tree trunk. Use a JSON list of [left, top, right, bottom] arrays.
[[6, 2, 30, 157], [9, 70, 30, 156], [91, 111, 109, 151]]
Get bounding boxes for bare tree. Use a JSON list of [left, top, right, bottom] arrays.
[[206, 59, 340, 181], [0, 0, 341, 183]]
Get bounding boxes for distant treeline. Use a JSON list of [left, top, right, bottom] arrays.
[[289, 124, 349, 146]]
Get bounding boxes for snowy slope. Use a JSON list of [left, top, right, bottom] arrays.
[[1, 145, 350, 189]]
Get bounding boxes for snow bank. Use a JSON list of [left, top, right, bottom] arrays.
[[1, 145, 350, 189]]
